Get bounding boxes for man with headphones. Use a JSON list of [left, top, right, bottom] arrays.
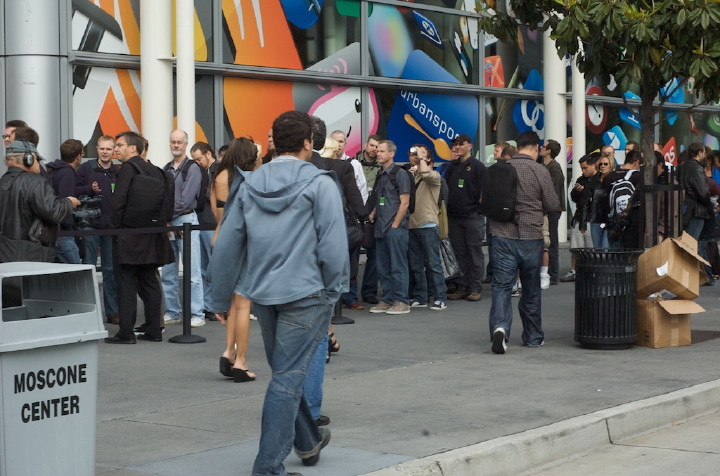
[[0, 141, 80, 262]]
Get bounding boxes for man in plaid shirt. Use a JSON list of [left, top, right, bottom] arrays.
[[488, 131, 560, 354]]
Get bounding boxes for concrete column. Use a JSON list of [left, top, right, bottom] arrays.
[[571, 54, 586, 185], [543, 28, 568, 242], [175, 0, 195, 147], [3, 0, 64, 160], [141, 0, 173, 166]]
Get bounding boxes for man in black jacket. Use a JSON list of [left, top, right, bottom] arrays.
[[562, 155, 598, 281], [105, 131, 174, 344], [0, 141, 79, 262], [681, 142, 713, 241]]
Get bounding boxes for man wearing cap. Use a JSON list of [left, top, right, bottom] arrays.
[[445, 134, 486, 301], [0, 141, 80, 262]]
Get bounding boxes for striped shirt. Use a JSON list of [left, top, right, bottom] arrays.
[[490, 154, 561, 240]]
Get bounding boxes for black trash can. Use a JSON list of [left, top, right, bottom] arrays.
[[572, 248, 644, 349]]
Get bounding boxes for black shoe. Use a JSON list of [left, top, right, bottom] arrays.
[[550, 279, 558, 285], [204, 310, 219, 321], [331, 315, 355, 325], [296, 427, 331, 466], [105, 333, 136, 344], [362, 295, 379, 304], [134, 323, 148, 334], [137, 333, 162, 342], [316, 415, 331, 426]]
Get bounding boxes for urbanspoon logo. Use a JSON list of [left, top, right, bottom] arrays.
[[412, 11, 443, 48]]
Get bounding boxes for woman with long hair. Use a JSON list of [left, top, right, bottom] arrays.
[[211, 137, 262, 382]]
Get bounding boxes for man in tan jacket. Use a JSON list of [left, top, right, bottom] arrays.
[[408, 145, 447, 310]]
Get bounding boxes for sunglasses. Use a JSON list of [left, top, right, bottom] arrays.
[[599, 162, 610, 166]]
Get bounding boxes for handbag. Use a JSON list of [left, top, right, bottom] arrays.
[[362, 221, 375, 249], [346, 215, 363, 250], [438, 200, 449, 240], [439, 237, 462, 280]]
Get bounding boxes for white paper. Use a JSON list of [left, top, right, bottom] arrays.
[[656, 261, 669, 276]]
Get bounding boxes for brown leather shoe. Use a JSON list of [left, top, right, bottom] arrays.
[[447, 288, 469, 300], [107, 313, 121, 325], [344, 302, 365, 310], [467, 292, 482, 301]]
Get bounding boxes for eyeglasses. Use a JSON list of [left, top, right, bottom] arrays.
[[2, 134, 10, 139], [598, 162, 610, 166], [115, 142, 127, 148]]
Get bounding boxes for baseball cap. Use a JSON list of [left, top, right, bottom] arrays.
[[6, 140, 43, 161], [451, 133, 472, 145]]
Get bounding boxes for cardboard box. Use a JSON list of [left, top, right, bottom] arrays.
[[636, 232, 710, 300], [636, 299, 705, 348]]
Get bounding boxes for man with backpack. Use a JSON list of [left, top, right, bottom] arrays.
[[76, 135, 120, 324], [444, 134, 486, 301], [368, 140, 413, 314], [487, 132, 560, 354], [105, 131, 174, 344], [603, 149, 641, 247], [161, 130, 206, 328]]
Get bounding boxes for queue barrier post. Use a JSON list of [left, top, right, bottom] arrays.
[[169, 222, 206, 344]]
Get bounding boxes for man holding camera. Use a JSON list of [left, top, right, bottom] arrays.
[[76, 135, 120, 324]]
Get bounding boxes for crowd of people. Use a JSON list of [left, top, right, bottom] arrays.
[[4, 113, 720, 475]]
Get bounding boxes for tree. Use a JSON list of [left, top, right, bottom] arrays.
[[480, 0, 720, 246]]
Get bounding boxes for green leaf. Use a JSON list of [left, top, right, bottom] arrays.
[[690, 58, 702, 78], [701, 11, 710, 30], [677, 8, 686, 26]]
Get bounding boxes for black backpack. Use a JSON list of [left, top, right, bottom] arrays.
[[122, 161, 173, 228], [163, 159, 209, 213], [370, 165, 416, 213], [481, 159, 518, 223]]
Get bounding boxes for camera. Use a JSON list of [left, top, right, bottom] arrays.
[[73, 196, 102, 228]]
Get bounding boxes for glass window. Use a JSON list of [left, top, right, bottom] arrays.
[[484, 24, 542, 90], [193, 0, 214, 62], [71, 0, 141, 55]]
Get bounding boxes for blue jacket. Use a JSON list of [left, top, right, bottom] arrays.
[[46, 159, 78, 229], [207, 156, 349, 311]]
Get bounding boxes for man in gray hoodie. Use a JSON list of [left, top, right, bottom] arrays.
[[207, 111, 348, 476]]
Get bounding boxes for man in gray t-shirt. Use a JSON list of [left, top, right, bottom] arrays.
[[368, 140, 412, 314]]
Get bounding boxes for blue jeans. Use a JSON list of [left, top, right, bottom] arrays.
[[56, 236, 81, 264], [199, 229, 214, 311], [376, 227, 409, 304], [489, 237, 544, 346], [408, 227, 447, 302], [685, 217, 705, 242], [360, 246, 378, 298], [590, 223, 609, 248], [82, 229, 118, 317], [304, 328, 330, 420], [252, 292, 330, 476], [162, 213, 204, 319]]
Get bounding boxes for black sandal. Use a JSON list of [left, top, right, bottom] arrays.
[[219, 357, 233, 378], [328, 332, 340, 354], [232, 368, 256, 383]]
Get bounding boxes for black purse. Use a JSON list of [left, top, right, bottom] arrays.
[[346, 215, 363, 250]]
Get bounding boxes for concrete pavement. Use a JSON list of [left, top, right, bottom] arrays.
[[95, 266, 720, 475]]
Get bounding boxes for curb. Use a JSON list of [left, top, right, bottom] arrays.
[[361, 379, 720, 476]]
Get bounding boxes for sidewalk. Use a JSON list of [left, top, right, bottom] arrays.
[[95, 272, 720, 475]]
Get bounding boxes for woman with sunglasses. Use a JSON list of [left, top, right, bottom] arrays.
[[589, 151, 612, 248]]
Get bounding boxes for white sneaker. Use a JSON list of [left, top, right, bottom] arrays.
[[250, 314, 257, 320], [540, 273, 550, 290], [491, 328, 507, 354], [409, 300, 427, 308], [164, 314, 181, 325], [430, 300, 447, 311], [190, 317, 206, 328]]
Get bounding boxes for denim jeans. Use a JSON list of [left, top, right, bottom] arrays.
[[252, 292, 330, 476], [448, 212, 486, 292], [489, 236, 544, 346], [304, 327, 330, 420], [590, 223, 609, 248], [360, 246, 378, 298], [547, 211, 561, 282], [81, 229, 118, 317], [162, 213, 204, 319], [375, 227, 409, 304], [199, 229, 214, 311], [408, 227, 447, 302], [685, 217, 705, 242], [56, 236, 81, 264]]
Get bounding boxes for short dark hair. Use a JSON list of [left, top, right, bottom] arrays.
[[625, 149, 642, 165], [545, 139, 561, 159], [115, 131, 144, 155], [60, 139, 83, 162], [218, 144, 229, 156], [367, 134, 382, 143], [516, 131, 540, 149], [190, 141, 216, 159], [12, 126, 39, 146], [500, 145, 516, 159], [626, 141, 640, 150], [688, 142, 704, 159], [5, 119, 27, 128], [588, 151, 602, 163], [272, 111, 312, 156], [310, 115, 326, 151]]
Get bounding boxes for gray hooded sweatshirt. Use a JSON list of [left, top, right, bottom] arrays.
[[206, 156, 349, 311]]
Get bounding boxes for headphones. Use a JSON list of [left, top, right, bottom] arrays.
[[18, 141, 35, 167]]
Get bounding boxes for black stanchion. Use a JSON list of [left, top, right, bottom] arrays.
[[169, 222, 206, 344]]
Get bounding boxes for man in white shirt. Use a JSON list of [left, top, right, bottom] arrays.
[[331, 130, 368, 205]]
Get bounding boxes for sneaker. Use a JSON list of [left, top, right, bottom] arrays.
[[540, 273, 550, 290], [491, 328, 507, 354], [190, 317, 206, 328], [511, 288, 521, 297], [369, 301, 392, 313], [385, 301, 411, 314], [467, 291, 482, 301], [250, 314, 257, 320], [430, 300, 447, 311], [163, 314, 181, 325], [409, 300, 427, 308]]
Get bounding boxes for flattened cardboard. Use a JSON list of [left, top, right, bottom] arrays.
[[635, 299, 705, 349], [637, 232, 710, 300]]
